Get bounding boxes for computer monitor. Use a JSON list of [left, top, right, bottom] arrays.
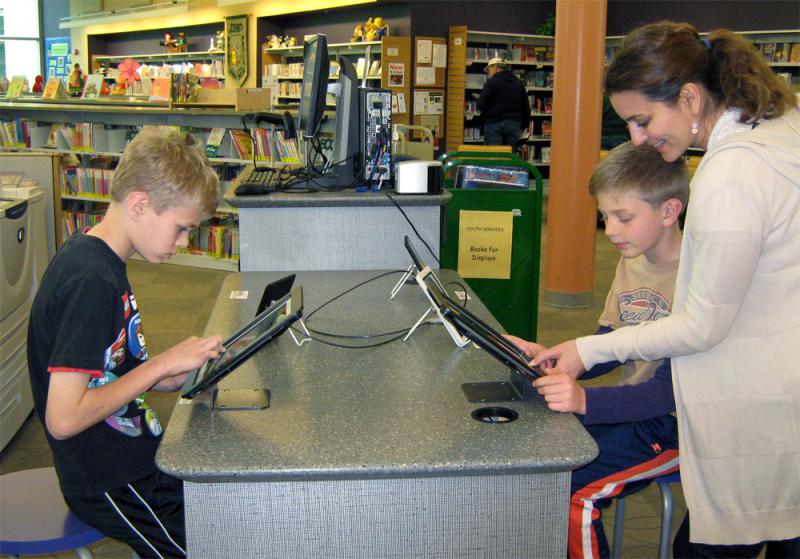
[[298, 33, 330, 139]]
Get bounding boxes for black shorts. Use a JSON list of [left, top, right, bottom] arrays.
[[64, 469, 186, 559]]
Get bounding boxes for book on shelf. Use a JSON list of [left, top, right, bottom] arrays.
[[6, 76, 27, 99], [150, 77, 172, 101], [42, 77, 69, 100], [82, 74, 105, 99], [790, 43, 800, 63], [205, 128, 226, 157], [368, 59, 381, 77], [356, 58, 366, 78], [228, 129, 254, 160]]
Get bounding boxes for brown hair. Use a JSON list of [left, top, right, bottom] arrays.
[[112, 127, 219, 219], [605, 21, 796, 124], [590, 142, 689, 210]]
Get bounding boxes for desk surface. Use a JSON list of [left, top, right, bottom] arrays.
[[156, 271, 597, 483]]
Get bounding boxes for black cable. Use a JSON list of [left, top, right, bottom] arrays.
[[385, 191, 440, 265], [443, 281, 469, 308], [292, 270, 438, 348]]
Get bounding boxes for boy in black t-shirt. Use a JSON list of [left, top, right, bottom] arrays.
[[27, 127, 224, 558]]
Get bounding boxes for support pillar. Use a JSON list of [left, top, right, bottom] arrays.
[[543, 0, 607, 308]]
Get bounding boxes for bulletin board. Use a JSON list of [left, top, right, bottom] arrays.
[[381, 35, 411, 126], [413, 36, 447, 88], [412, 88, 445, 149]]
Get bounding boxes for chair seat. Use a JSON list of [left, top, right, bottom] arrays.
[[0, 467, 105, 555]]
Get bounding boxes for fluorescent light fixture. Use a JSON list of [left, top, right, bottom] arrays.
[[59, 0, 189, 29]]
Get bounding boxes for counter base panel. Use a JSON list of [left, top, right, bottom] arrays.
[[238, 206, 441, 271], [185, 471, 568, 558]]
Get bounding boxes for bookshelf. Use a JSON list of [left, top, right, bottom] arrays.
[[605, 29, 799, 90], [446, 28, 555, 172], [0, 100, 283, 272], [92, 50, 227, 84]]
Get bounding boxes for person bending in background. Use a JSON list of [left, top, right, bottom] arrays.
[[509, 141, 688, 559], [27, 127, 225, 558], [477, 57, 531, 152], [532, 21, 800, 558]]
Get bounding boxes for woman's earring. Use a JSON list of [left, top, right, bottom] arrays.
[[691, 121, 699, 135]]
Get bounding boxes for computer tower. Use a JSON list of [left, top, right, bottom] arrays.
[[359, 88, 392, 184]]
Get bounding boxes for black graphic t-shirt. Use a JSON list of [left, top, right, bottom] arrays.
[[27, 233, 162, 496]]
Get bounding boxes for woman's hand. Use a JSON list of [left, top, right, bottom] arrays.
[[531, 339, 586, 379]]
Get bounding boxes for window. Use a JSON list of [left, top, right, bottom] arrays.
[[0, 1, 42, 85]]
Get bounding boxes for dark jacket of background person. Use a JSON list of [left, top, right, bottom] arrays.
[[477, 69, 531, 130]]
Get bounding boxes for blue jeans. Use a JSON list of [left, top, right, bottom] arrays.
[[484, 119, 521, 152]]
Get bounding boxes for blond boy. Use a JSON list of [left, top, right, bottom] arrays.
[[27, 127, 224, 558]]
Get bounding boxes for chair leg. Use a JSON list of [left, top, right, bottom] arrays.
[[658, 482, 674, 559], [612, 496, 626, 559], [75, 545, 94, 559]]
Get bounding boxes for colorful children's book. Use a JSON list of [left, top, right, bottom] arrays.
[[206, 127, 226, 157], [6, 76, 27, 99], [150, 77, 172, 102], [81, 74, 105, 99], [42, 77, 68, 100]]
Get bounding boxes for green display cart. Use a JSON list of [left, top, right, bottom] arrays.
[[439, 156, 544, 341]]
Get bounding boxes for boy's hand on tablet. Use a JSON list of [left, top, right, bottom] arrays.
[[503, 334, 547, 359], [533, 374, 587, 415]]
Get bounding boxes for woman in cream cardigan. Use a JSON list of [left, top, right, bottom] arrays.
[[533, 21, 799, 557]]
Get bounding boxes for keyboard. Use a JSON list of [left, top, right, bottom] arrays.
[[235, 165, 277, 195]]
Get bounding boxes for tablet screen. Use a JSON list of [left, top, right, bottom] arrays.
[[433, 290, 541, 382], [181, 287, 303, 399]]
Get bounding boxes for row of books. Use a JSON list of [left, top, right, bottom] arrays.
[[467, 47, 511, 61], [510, 44, 555, 63], [0, 119, 29, 148], [755, 42, 800, 63], [61, 166, 115, 197], [183, 219, 239, 260], [57, 123, 99, 151], [104, 60, 225, 81], [264, 59, 382, 79], [519, 144, 551, 164], [516, 69, 554, 89], [526, 118, 552, 137], [529, 94, 553, 115], [226, 129, 300, 163], [62, 209, 104, 238]]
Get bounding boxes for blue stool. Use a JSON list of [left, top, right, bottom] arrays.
[[612, 471, 681, 559], [0, 467, 105, 558]]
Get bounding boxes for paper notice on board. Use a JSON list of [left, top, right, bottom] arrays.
[[388, 62, 405, 87], [416, 66, 436, 86], [457, 211, 514, 279], [416, 39, 432, 63], [432, 44, 448, 68]]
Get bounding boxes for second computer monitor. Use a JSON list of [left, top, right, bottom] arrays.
[[298, 33, 330, 139]]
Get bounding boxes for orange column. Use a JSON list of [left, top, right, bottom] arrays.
[[543, 0, 607, 308]]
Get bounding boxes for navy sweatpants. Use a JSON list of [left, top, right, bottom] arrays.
[[64, 469, 186, 559], [569, 414, 680, 559]]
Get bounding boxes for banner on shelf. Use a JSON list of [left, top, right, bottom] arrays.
[[225, 15, 248, 86]]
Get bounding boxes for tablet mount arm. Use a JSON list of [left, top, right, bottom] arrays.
[[403, 266, 470, 348], [289, 317, 313, 346]]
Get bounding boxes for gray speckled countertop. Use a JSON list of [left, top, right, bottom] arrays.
[[225, 187, 451, 208], [156, 271, 597, 483]]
